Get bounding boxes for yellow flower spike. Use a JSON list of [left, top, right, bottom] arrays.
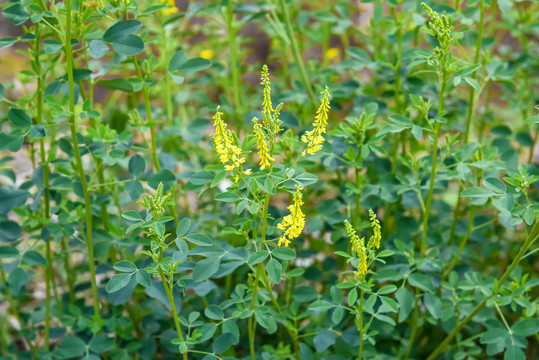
[[253, 117, 274, 170], [302, 86, 331, 156], [200, 49, 214, 60], [344, 220, 368, 276], [161, 0, 179, 15], [277, 186, 305, 247], [369, 209, 381, 250], [261, 65, 273, 129], [211, 107, 245, 172]]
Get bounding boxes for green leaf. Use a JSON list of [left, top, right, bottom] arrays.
[[248, 250, 269, 266], [174, 58, 211, 73], [313, 329, 335, 352], [423, 293, 442, 319], [204, 305, 224, 320], [461, 186, 495, 198], [113, 260, 137, 272], [135, 269, 152, 287], [346, 47, 371, 65], [377, 285, 397, 295], [58, 336, 86, 358], [0, 37, 17, 49], [193, 257, 221, 282], [22, 250, 47, 266], [112, 34, 144, 56], [0, 187, 29, 214], [505, 345, 525, 360], [148, 170, 176, 191], [98, 78, 134, 92], [185, 233, 213, 247], [0, 133, 24, 152], [168, 51, 188, 72], [3, 4, 30, 25], [380, 296, 399, 313], [308, 300, 333, 312], [463, 77, 481, 92], [43, 39, 63, 54], [128, 154, 146, 177], [395, 287, 414, 323], [408, 273, 434, 293], [0, 246, 19, 258], [267, 258, 282, 284], [293, 286, 318, 302], [106, 273, 132, 293], [272, 247, 296, 260], [89, 334, 115, 354], [29, 125, 46, 138], [8, 108, 32, 128], [523, 115, 539, 125], [176, 218, 191, 237], [103, 20, 143, 42], [411, 125, 423, 141], [512, 318, 539, 337], [212, 333, 234, 354], [480, 328, 509, 344], [215, 192, 241, 202], [122, 210, 142, 222], [8, 267, 27, 296], [89, 40, 109, 59], [484, 178, 507, 194]]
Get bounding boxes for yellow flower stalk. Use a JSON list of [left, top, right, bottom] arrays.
[[344, 220, 367, 276], [253, 117, 274, 170], [261, 65, 273, 127], [369, 209, 381, 250], [211, 107, 245, 172], [277, 186, 305, 247], [302, 86, 331, 156]]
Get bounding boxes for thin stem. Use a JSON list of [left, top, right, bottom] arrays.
[[357, 289, 365, 360], [159, 269, 188, 360], [65, 0, 101, 320], [278, 0, 315, 106], [426, 220, 539, 360]]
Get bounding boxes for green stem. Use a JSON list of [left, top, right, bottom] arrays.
[[443, 207, 475, 279], [426, 220, 539, 360], [159, 269, 188, 360], [357, 289, 365, 360], [278, 0, 315, 106], [65, 0, 101, 320]]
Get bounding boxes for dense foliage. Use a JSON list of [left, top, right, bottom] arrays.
[[0, 0, 538, 359]]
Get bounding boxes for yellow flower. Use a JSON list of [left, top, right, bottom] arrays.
[[369, 209, 381, 250], [211, 107, 245, 172], [253, 117, 274, 170], [200, 49, 214, 59], [161, 0, 179, 15], [277, 186, 305, 247], [261, 65, 273, 127], [344, 219, 367, 276], [302, 86, 331, 156], [326, 47, 339, 61], [244, 169, 252, 176]]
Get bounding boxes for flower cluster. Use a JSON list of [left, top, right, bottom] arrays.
[[302, 87, 331, 156], [344, 220, 367, 276], [253, 117, 273, 170], [421, 2, 453, 49], [277, 186, 305, 247], [369, 209, 381, 249], [211, 107, 245, 172]]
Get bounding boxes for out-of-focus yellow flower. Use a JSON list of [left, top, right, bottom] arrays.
[[161, 0, 179, 16], [302, 86, 331, 156], [369, 209, 381, 250], [244, 169, 252, 176], [211, 107, 245, 172], [253, 117, 273, 170], [277, 186, 305, 247], [345, 219, 367, 276], [326, 47, 339, 61], [199, 49, 214, 59]]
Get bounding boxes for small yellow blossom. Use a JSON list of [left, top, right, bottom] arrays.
[[369, 209, 381, 250], [326, 47, 339, 61], [244, 169, 252, 176], [211, 107, 245, 172], [344, 220, 367, 276], [253, 117, 274, 170], [199, 49, 214, 59], [261, 65, 273, 127], [161, 0, 179, 15], [302, 86, 331, 156], [277, 186, 305, 247]]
